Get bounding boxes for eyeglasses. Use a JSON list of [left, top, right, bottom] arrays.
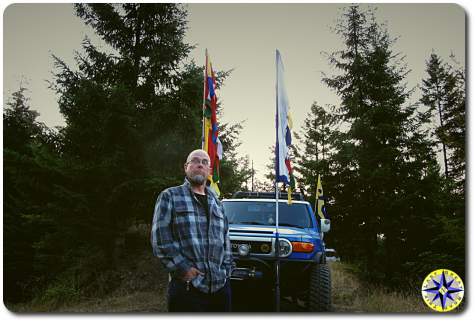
[[187, 157, 210, 166]]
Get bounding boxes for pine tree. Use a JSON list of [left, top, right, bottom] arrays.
[[50, 3, 250, 270], [293, 102, 340, 207], [49, 4, 198, 266], [218, 122, 254, 197], [3, 86, 41, 303], [419, 53, 465, 278], [3, 86, 41, 153], [322, 5, 448, 284], [4, 87, 74, 303], [421, 53, 465, 188], [440, 57, 465, 189], [420, 53, 449, 177], [264, 140, 300, 194], [323, 5, 375, 267], [52, 4, 199, 178], [4, 4, 250, 305]]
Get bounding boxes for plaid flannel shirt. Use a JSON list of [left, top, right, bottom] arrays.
[[151, 179, 234, 294]]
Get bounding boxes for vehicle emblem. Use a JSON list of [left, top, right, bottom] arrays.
[[261, 244, 270, 253]]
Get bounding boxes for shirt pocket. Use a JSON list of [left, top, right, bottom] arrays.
[[173, 206, 196, 240], [211, 204, 225, 220], [210, 204, 225, 238]]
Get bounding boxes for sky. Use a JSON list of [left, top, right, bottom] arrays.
[[0, 3, 472, 321], [3, 2, 466, 183]]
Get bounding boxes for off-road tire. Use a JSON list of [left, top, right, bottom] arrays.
[[308, 264, 332, 312]]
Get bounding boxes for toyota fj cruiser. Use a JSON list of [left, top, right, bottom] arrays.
[[222, 191, 332, 311]]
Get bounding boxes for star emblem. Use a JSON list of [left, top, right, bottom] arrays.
[[422, 271, 463, 310]]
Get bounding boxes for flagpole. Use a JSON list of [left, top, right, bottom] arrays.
[[274, 182, 281, 312], [314, 174, 318, 214], [274, 49, 281, 312], [201, 49, 208, 149]]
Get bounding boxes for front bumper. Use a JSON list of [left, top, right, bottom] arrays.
[[231, 267, 264, 280], [231, 256, 271, 281], [230, 256, 315, 285]]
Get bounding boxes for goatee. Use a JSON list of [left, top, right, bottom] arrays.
[[188, 174, 206, 185]]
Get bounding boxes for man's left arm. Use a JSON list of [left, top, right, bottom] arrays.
[[222, 210, 235, 278]]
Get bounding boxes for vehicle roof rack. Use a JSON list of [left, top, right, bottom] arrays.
[[232, 191, 304, 201]]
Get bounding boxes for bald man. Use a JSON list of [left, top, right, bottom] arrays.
[[151, 149, 234, 312]]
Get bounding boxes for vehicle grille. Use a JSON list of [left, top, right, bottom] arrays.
[[231, 240, 273, 255]]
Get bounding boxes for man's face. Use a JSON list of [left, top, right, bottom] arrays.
[[184, 151, 210, 186]]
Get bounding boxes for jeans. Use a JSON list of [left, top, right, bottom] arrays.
[[167, 278, 232, 312]]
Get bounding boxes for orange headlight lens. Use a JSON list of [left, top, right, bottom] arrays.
[[291, 242, 314, 253]]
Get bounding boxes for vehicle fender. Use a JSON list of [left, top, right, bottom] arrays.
[[314, 251, 324, 264]]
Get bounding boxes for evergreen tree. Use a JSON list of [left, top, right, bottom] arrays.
[[321, 6, 374, 262], [218, 122, 253, 197], [4, 87, 75, 303], [440, 57, 466, 189], [48, 3, 250, 290], [3, 4, 276, 306], [264, 145, 276, 186], [263, 141, 300, 194], [420, 53, 449, 177], [3, 86, 42, 153], [419, 53, 465, 278], [293, 102, 340, 207], [3, 86, 41, 303], [49, 4, 199, 268], [322, 5, 449, 284], [421, 53, 465, 188]]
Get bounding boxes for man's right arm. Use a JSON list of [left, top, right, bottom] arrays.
[[150, 190, 193, 277]]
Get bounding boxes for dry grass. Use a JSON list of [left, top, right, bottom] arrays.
[[10, 255, 457, 313], [54, 291, 167, 313], [330, 261, 433, 313], [9, 246, 170, 313]]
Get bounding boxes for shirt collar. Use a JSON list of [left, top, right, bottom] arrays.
[[183, 177, 208, 195]]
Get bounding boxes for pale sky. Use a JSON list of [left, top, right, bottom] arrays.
[[3, 3, 466, 182]]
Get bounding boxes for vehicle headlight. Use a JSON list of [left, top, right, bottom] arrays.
[[278, 239, 292, 257]]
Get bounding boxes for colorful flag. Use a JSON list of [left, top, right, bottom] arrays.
[[203, 50, 221, 196], [316, 174, 327, 219], [275, 50, 295, 203]]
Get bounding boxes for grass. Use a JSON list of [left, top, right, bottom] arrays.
[[54, 291, 167, 313], [9, 257, 461, 313], [330, 261, 438, 313]]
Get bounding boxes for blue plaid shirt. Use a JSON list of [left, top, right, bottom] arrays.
[[151, 179, 234, 294]]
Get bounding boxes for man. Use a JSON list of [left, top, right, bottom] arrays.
[[151, 149, 234, 312]]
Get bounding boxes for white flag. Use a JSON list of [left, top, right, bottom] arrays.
[[275, 50, 292, 184]]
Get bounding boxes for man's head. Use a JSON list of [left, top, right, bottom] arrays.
[[184, 149, 211, 186]]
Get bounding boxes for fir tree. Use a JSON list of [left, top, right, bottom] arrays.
[[420, 53, 449, 177], [293, 102, 340, 207], [322, 5, 449, 284]]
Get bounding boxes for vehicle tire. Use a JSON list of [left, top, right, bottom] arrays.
[[308, 264, 332, 312]]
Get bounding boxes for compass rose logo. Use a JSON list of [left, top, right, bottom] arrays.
[[421, 269, 464, 312]]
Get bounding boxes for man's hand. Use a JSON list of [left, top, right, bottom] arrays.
[[182, 267, 204, 282]]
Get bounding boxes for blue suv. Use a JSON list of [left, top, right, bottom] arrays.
[[222, 191, 332, 311]]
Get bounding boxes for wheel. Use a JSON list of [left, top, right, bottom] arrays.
[[308, 264, 332, 311]]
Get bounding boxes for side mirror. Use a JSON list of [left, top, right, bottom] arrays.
[[320, 218, 331, 233]]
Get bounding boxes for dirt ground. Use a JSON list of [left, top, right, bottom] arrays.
[[19, 254, 433, 313]]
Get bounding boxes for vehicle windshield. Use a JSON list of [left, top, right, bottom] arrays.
[[222, 201, 312, 229]]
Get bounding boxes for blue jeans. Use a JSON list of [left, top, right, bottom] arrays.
[[167, 278, 232, 312]]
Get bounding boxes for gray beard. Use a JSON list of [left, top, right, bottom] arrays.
[[188, 174, 206, 185]]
